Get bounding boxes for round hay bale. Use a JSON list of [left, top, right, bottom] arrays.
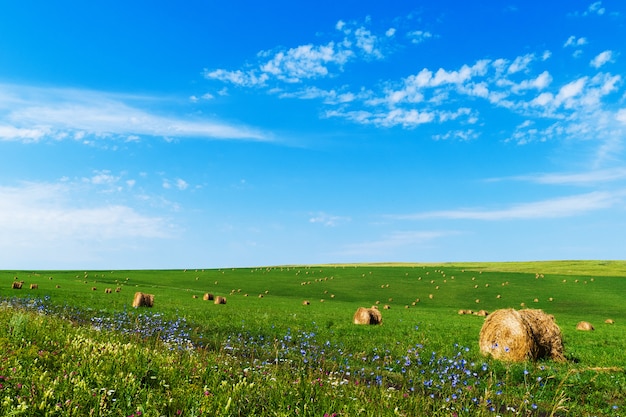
[[458, 309, 467, 315], [479, 308, 536, 362], [605, 319, 615, 325], [132, 292, 154, 308], [214, 296, 227, 305], [576, 321, 594, 331], [519, 309, 565, 362], [383, 304, 391, 310], [302, 300, 310, 305], [475, 310, 489, 317], [353, 307, 382, 325]]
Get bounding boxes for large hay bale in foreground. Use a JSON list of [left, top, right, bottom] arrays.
[[214, 296, 227, 305], [132, 292, 154, 308], [479, 308, 564, 362], [519, 309, 565, 362], [353, 307, 382, 325]]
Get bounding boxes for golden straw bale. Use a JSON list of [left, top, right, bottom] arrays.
[[479, 309, 535, 362], [192, 295, 198, 299], [576, 321, 594, 331], [479, 308, 565, 362], [475, 310, 489, 317], [383, 304, 391, 310], [12, 281, 22, 289], [605, 319, 615, 325], [203, 293, 214, 301], [115, 287, 121, 293], [353, 307, 382, 325], [458, 309, 467, 315], [132, 292, 154, 308], [302, 300, 310, 305], [519, 309, 565, 362], [104, 288, 112, 293], [214, 296, 227, 305], [30, 284, 38, 289]]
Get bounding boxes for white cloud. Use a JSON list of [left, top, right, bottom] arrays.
[[339, 230, 456, 256], [309, 212, 351, 227], [407, 30, 433, 44], [175, 179, 189, 190], [503, 168, 626, 185], [564, 36, 588, 48], [584, 1, 606, 16], [203, 68, 269, 87], [590, 50, 614, 68], [0, 182, 171, 244], [508, 53, 535, 74], [0, 84, 268, 143], [395, 191, 620, 221]]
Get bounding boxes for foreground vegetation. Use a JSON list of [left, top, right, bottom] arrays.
[[1, 261, 625, 416]]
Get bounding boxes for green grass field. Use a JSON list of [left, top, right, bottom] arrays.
[[1, 261, 625, 416]]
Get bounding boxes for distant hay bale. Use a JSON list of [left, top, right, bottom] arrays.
[[91, 287, 97, 291], [192, 295, 198, 299], [576, 321, 594, 331], [605, 319, 615, 325], [104, 288, 112, 294], [479, 308, 564, 362], [302, 300, 310, 305], [214, 296, 226, 305], [203, 293, 214, 301], [132, 292, 154, 308], [353, 307, 382, 325], [115, 287, 121, 293], [383, 304, 391, 310], [12, 281, 22, 289], [475, 310, 489, 317], [30, 284, 38, 289], [458, 309, 468, 315]]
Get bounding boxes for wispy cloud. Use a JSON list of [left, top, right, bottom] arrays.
[[493, 168, 626, 185], [590, 50, 614, 68], [0, 84, 268, 143], [0, 181, 172, 244], [391, 191, 622, 221], [309, 212, 351, 227], [339, 230, 457, 256], [205, 17, 433, 87]]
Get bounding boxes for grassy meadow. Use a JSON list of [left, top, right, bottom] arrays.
[[1, 261, 625, 416]]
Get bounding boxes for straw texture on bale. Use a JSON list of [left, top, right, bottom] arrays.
[[519, 309, 565, 362], [576, 321, 594, 331], [353, 307, 382, 325], [479, 308, 564, 362], [132, 292, 154, 308], [214, 296, 227, 305], [12, 281, 22, 289]]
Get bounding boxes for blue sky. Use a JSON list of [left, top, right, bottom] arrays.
[[1, 1, 625, 269]]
